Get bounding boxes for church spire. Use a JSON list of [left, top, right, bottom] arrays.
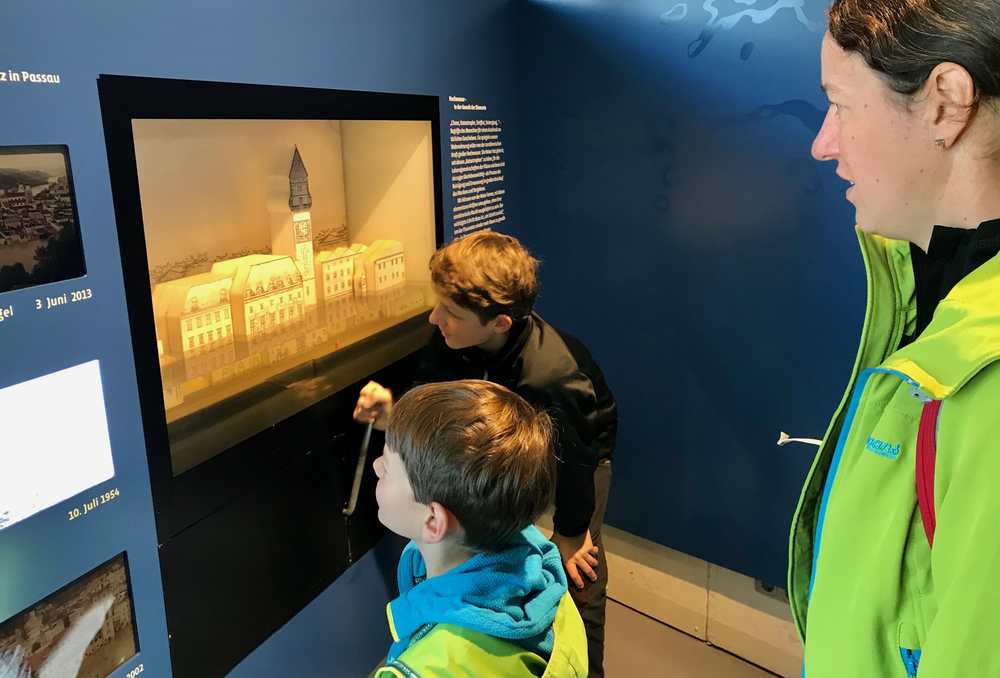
[[288, 146, 312, 212]]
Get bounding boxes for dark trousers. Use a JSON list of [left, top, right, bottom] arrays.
[[570, 459, 612, 678]]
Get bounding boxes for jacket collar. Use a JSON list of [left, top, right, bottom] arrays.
[[863, 229, 1000, 399], [458, 314, 535, 372]]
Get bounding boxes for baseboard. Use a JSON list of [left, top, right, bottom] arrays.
[[536, 516, 803, 676], [600, 525, 709, 640], [706, 564, 802, 677]]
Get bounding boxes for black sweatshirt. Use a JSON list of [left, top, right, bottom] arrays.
[[406, 312, 618, 538]]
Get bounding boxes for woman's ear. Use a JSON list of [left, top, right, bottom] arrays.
[[925, 62, 977, 149]]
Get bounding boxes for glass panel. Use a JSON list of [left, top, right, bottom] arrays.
[[133, 119, 436, 475]]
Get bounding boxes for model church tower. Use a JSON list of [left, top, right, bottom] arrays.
[[270, 146, 317, 309], [288, 147, 312, 211]]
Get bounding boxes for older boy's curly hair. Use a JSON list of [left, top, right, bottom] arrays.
[[386, 380, 555, 552], [429, 231, 539, 323]]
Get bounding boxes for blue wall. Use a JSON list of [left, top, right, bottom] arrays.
[[2, 2, 872, 674], [0, 2, 519, 674], [514, 0, 863, 586]]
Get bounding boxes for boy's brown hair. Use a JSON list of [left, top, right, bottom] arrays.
[[429, 231, 539, 323], [385, 379, 555, 552]]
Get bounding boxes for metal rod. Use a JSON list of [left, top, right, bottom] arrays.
[[343, 421, 374, 517]]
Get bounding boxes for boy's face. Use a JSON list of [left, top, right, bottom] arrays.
[[428, 286, 508, 350], [372, 445, 426, 541]]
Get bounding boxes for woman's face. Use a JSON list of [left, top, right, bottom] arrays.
[[812, 33, 942, 242]]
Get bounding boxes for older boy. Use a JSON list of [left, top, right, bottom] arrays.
[[372, 380, 587, 677]]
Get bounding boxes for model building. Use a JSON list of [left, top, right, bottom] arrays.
[[147, 144, 425, 418]]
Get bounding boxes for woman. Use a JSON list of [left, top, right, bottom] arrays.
[[788, 1, 1000, 676]]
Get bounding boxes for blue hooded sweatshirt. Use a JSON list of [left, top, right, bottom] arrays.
[[385, 526, 568, 663]]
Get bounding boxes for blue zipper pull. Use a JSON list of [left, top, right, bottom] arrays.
[[899, 648, 921, 677]]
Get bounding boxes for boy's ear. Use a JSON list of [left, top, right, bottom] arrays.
[[490, 314, 513, 334], [422, 501, 460, 544]]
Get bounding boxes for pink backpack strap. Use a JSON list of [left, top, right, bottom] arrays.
[[916, 400, 942, 547]]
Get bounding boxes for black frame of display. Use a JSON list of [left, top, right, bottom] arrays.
[[98, 74, 443, 677], [98, 74, 443, 522]]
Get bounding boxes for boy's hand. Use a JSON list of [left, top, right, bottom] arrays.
[[551, 530, 600, 590], [353, 381, 393, 431]]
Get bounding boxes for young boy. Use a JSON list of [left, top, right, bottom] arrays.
[[371, 380, 588, 677], [355, 231, 617, 677]]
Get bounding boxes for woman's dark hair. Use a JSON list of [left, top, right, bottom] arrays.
[[829, 0, 1000, 102]]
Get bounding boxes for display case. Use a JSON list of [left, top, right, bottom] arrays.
[[132, 109, 438, 477], [99, 75, 442, 677]]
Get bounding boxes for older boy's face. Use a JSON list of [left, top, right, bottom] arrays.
[[428, 287, 497, 350], [373, 445, 426, 540]]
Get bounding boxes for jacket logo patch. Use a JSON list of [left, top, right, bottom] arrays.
[[866, 436, 902, 460]]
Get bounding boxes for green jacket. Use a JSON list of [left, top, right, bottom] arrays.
[[789, 230, 1000, 677], [374, 592, 588, 678]]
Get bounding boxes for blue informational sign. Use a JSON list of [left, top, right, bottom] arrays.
[[0, 2, 519, 676]]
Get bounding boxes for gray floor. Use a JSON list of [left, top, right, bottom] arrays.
[[605, 600, 776, 677]]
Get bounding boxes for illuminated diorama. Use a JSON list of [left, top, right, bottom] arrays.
[[134, 120, 437, 474]]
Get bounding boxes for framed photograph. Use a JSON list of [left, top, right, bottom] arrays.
[[0, 360, 115, 532], [0, 553, 138, 678], [0, 145, 87, 294]]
